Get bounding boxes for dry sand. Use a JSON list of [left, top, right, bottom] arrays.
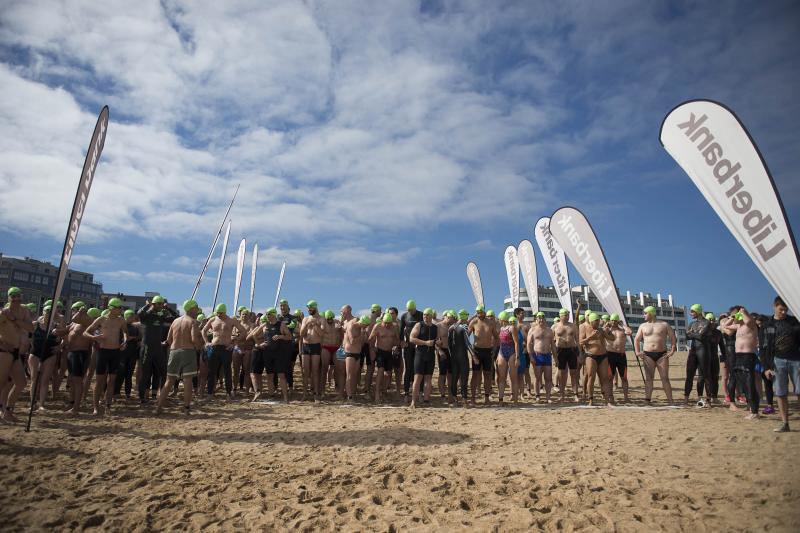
[[1, 352, 799, 532]]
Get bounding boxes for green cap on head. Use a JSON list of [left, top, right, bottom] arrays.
[[476, 304, 485, 313], [588, 312, 600, 322], [102, 309, 110, 317], [260, 314, 268, 323], [71, 301, 86, 310], [584, 309, 591, 317], [152, 295, 165, 304], [289, 320, 297, 329], [690, 304, 703, 313], [498, 311, 508, 321], [559, 308, 568, 316], [406, 299, 416, 310], [197, 313, 206, 321], [644, 306, 657, 316], [108, 297, 123, 308], [293, 309, 303, 317], [183, 299, 199, 313], [601, 314, 610, 321], [735, 312, 744, 321], [536, 311, 545, 318], [7, 287, 21, 297], [124, 309, 135, 319], [87, 307, 101, 318], [370, 304, 381, 312], [266, 307, 277, 316], [609, 313, 620, 321], [423, 307, 434, 317], [705, 312, 715, 321], [458, 309, 469, 317], [215, 303, 227, 314], [324, 310, 335, 319], [579, 315, 585, 322], [44, 299, 53, 307], [43, 305, 52, 313], [26, 303, 37, 312], [279, 299, 288, 305], [306, 300, 318, 309], [359, 314, 371, 325], [508, 316, 517, 324], [553, 317, 559, 323], [382, 313, 393, 323], [486, 310, 495, 317]]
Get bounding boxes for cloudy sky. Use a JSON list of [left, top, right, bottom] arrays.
[[1, 0, 798, 315]]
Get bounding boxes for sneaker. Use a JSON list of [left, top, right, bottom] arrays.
[[774, 423, 790, 433], [744, 413, 759, 420], [696, 399, 706, 408], [737, 395, 746, 405], [724, 395, 731, 403], [763, 405, 776, 415]]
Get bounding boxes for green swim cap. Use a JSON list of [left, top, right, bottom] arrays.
[[279, 299, 288, 305], [705, 312, 715, 321], [406, 299, 416, 310], [324, 310, 335, 319], [486, 310, 495, 317], [26, 303, 37, 312], [735, 312, 744, 321], [584, 309, 591, 317], [458, 309, 469, 317], [508, 316, 518, 324], [423, 307, 434, 316], [108, 297, 123, 308], [382, 313, 393, 323], [498, 311, 508, 321], [609, 313, 620, 321], [579, 315, 585, 322], [601, 314, 610, 321], [293, 309, 303, 317], [289, 320, 297, 329], [690, 304, 703, 313], [370, 304, 381, 312], [553, 317, 559, 323], [307, 300, 318, 309], [183, 299, 199, 312], [643, 306, 657, 316], [588, 313, 599, 322], [559, 308, 568, 316], [266, 307, 277, 315], [43, 305, 52, 313], [476, 305, 485, 313], [215, 303, 227, 314], [197, 313, 206, 321], [536, 311, 545, 318], [359, 314, 371, 325], [7, 287, 21, 297], [71, 301, 86, 310], [124, 309, 135, 319], [152, 295, 165, 304], [260, 314, 268, 323], [101, 309, 110, 317], [44, 299, 53, 307], [87, 307, 101, 318]]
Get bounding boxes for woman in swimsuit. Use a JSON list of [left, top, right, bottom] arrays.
[[496, 312, 520, 405]]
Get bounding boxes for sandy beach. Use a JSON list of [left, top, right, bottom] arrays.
[[1, 351, 798, 532]]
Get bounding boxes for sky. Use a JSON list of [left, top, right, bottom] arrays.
[[1, 0, 799, 317]]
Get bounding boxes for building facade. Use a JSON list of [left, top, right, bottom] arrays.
[[0, 254, 104, 311], [504, 285, 688, 350]]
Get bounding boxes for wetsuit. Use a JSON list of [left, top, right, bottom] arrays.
[[114, 322, 141, 397], [447, 323, 471, 400], [31, 321, 59, 362], [400, 309, 423, 393], [136, 304, 177, 401], [697, 326, 724, 398], [685, 317, 715, 399], [413, 322, 437, 376], [280, 313, 298, 388]]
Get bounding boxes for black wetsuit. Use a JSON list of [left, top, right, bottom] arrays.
[[136, 304, 177, 401], [447, 322, 472, 400], [697, 327, 724, 398], [278, 313, 298, 388], [114, 323, 140, 397], [725, 322, 760, 415], [400, 309, 423, 393], [414, 322, 437, 376], [685, 317, 715, 399]]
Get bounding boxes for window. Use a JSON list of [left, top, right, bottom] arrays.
[[12, 271, 29, 282]]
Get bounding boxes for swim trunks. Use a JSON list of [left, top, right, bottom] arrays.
[[556, 347, 578, 370], [607, 351, 627, 378], [251, 348, 266, 374], [322, 345, 339, 356], [414, 349, 435, 375], [67, 350, 89, 377], [534, 352, 552, 366], [96, 348, 121, 375], [645, 351, 666, 361], [167, 348, 198, 378], [376, 348, 393, 371], [303, 343, 322, 356], [473, 347, 494, 372], [588, 353, 607, 365]]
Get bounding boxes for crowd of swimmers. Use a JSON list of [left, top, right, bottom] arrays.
[[1, 287, 798, 433]]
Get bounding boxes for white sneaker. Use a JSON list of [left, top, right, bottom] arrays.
[[696, 399, 706, 408]]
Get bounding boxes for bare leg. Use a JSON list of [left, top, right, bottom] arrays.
[[321, 349, 332, 396], [335, 359, 346, 399], [655, 356, 673, 404], [37, 357, 57, 409], [642, 355, 656, 401], [543, 364, 553, 402], [585, 357, 598, 404], [278, 374, 289, 403], [509, 355, 519, 402], [496, 356, 508, 404], [182, 376, 193, 410], [2, 359, 26, 422], [250, 374, 262, 401], [104, 374, 116, 410], [197, 357, 208, 398], [68, 376, 83, 415], [93, 372, 106, 414], [410, 374, 423, 408], [300, 353, 310, 399], [534, 364, 543, 401], [423, 375, 432, 401], [28, 356, 40, 405], [311, 355, 321, 400], [232, 350, 243, 391], [265, 373, 276, 395], [375, 365, 383, 403], [156, 376, 177, 413], [597, 358, 613, 405], [557, 367, 568, 402], [345, 357, 359, 400]]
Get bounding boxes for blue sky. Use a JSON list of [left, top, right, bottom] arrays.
[[1, 0, 798, 317]]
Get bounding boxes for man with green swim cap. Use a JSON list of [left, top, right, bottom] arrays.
[[368, 311, 401, 403], [578, 311, 615, 405], [0, 286, 35, 421], [400, 299, 424, 400], [434, 309, 455, 401], [299, 299, 326, 401], [201, 303, 247, 400], [552, 300, 583, 403], [136, 294, 178, 404], [246, 307, 293, 403], [605, 313, 632, 403], [361, 304, 384, 396], [63, 302, 97, 415], [155, 299, 205, 415], [468, 302, 497, 404], [528, 311, 556, 403], [83, 296, 129, 415], [633, 305, 677, 404], [446, 309, 473, 406], [408, 308, 439, 408], [341, 314, 372, 402]]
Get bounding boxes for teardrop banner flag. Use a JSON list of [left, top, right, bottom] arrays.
[[233, 238, 246, 312], [249, 243, 258, 310], [504, 245, 520, 310], [273, 261, 286, 308], [535, 216, 573, 321], [660, 99, 800, 316], [466, 261, 484, 307], [548, 207, 627, 326], [27, 105, 109, 433], [517, 240, 538, 313], [212, 221, 231, 310]]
